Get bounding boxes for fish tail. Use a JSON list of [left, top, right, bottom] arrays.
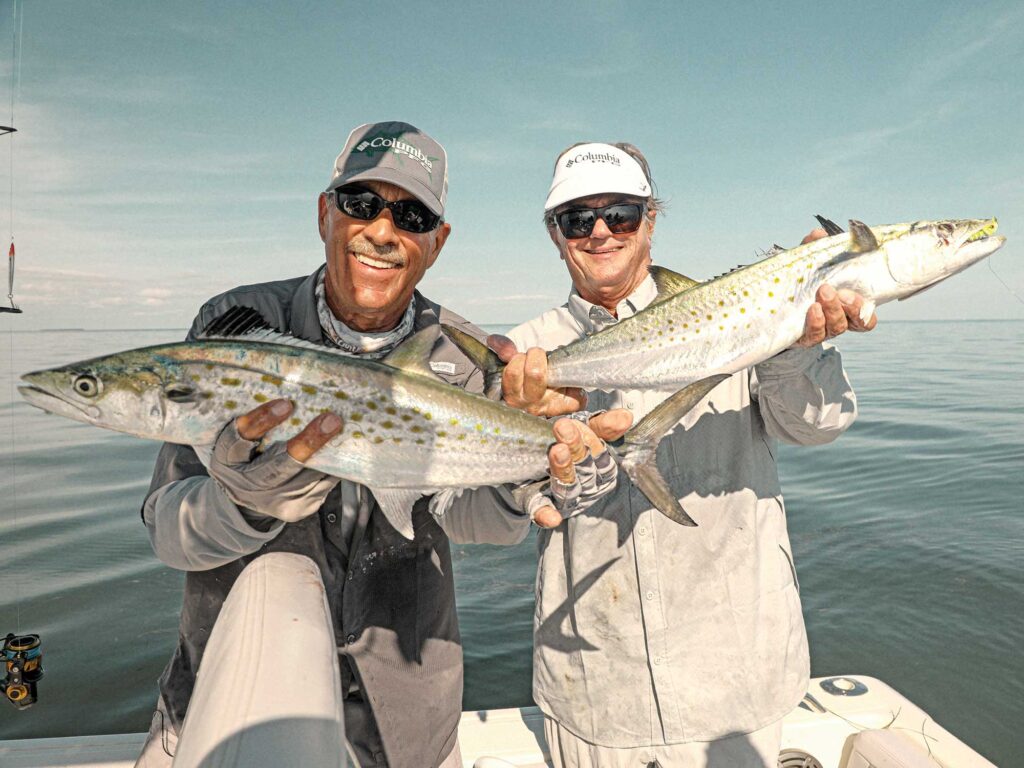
[[613, 374, 729, 527], [440, 324, 506, 399]]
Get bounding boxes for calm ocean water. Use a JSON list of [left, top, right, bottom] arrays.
[[0, 322, 1021, 765]]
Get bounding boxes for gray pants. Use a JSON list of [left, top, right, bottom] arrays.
[[134, 698, 464, 768]]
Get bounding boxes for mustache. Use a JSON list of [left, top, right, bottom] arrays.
[[348, 238, 405, 266]]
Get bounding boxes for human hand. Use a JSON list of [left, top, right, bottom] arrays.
[[532, 409, 633, 529], [208, 399, 344, 523], [488, 335, 587, 418], [792, 284, 879, 347]]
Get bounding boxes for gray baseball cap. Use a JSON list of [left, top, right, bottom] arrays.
[[327, 121, 449, 217]]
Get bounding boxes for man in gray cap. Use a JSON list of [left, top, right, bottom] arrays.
[[135, 122, 626, 768]]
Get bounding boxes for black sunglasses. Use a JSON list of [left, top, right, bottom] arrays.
[[554, 202, 646, 239], [331, 185, 442, 234]]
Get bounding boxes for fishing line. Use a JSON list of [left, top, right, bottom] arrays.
[[987, 260, 1024, 305]]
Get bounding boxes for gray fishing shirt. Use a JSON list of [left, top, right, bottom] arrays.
[[507, 274, 857, 748]]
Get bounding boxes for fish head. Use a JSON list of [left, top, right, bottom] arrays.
[[18, 348, 205, 442], [881, 218, 1004, 293]]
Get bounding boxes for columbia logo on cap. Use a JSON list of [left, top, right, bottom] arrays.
[[565, 151, 621, 169]]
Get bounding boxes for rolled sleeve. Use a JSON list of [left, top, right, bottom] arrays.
[[429, 485, 531, 545], [751, 343, 858, 445]]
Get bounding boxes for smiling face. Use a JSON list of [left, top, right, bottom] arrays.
[[318, 179, 451, 332], [549, 193, 655, 314]]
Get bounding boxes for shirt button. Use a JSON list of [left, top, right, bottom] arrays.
[[326, 512, 337, 523], [646, 590, 656, 600], [345, 633, 356, 644], [638, 526, 648, 536], [653, 656, 664, 665]]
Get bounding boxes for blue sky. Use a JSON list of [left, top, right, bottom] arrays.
[[1, 0, 1022, 329]]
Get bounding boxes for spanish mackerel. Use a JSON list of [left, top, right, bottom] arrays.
[[19, 311, 717, 534], [449, 219, 1005, 394]]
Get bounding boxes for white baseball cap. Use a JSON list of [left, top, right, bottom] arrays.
[[544, 143, 651, 212]]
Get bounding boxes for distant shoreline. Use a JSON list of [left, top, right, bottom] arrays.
[[2, 318, 1023, 333]]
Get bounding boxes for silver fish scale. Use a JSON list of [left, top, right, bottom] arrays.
[[154, 341, 554, 490], [545, 238, 857, 391]]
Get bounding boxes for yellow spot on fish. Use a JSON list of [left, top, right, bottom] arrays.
[[718, 300, 724, 306], [517, 439, 526, 446], [683, 323, 689, 328], [768, 291, 774, 298], [437, 430, 447, 438], [424, 412, 432, 420], [290, 417, 301, 426], [475, 423, 483, 432], [352, 431, 364, 439], [770, 309, 776, 314], [205, 364, 214, 370], [225, 400, 237, 410], [740, 308, 746, 314], [723, 312, 729, 318], [366, 401, 378, 411], [221, 377, 241, 386], [190, 374, 201, 382], [401, 414, 412, 421], [350, 412, 363, 422], [415, 438, 424, 445], [743, 290, 749, 297], [334, 391, 349, 400], [381, 420, 394, 429], [719, 325, 724, 331], [373, 436, 384, 444], [493, 427, 501, 434], [385, 406, 397, 415], [706, 314, 712, 320], [253, 393, 268, 403], [392, 437, 402, 444], [262, 375, 283, 386], [774, 277, 780, 283], [797, 277, 804, 284], [449, 418, 458, 426], [457, 434, 465, 441], [200, 392, 213, 400], [302, 385, 317, 395], [410, 425, 423, 433]]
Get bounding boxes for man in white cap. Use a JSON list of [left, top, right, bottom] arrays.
[[498, 142, 877, 767], [135, 123, 626, 768]]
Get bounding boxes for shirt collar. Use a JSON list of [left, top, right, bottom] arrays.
[[566, 274, 659, 334]]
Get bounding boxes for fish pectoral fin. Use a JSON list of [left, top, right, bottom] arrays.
[[439, 324, 506, 399], [383, 327, 442, 379], [368, 488, 423, 540], [859, 298, 877, 323], [848, 220, 880, 253], [649, 265, 701, 301]]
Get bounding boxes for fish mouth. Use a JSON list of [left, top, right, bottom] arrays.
[[18, 383, 98, 421]]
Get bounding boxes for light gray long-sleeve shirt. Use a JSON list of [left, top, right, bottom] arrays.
[[508, 274, 857, 748]]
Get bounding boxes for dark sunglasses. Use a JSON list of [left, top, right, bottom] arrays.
[[331, 185, 442, 234], [554, 202, 646, 239]]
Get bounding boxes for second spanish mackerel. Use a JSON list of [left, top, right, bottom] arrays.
[[19, 311, 716, 534], [541, 218, 1004, 391]]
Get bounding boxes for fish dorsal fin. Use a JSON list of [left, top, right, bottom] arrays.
[[649, 266, 700, 301], [368, 487, 423, 540], [815, 214, 845, 236], [382, 327, 440, 378], [198, 305, 351, 356], [848, 220, 879, 253]]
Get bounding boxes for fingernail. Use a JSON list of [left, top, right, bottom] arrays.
[[320, 413, 342, 433], [820, 285, 836, 300], [271, 400, 291, 416]]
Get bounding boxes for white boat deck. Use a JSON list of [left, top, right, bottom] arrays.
[[0, 675, 996, 768]]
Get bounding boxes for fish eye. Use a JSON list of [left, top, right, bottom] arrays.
[[73, 374, 101, 398]]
